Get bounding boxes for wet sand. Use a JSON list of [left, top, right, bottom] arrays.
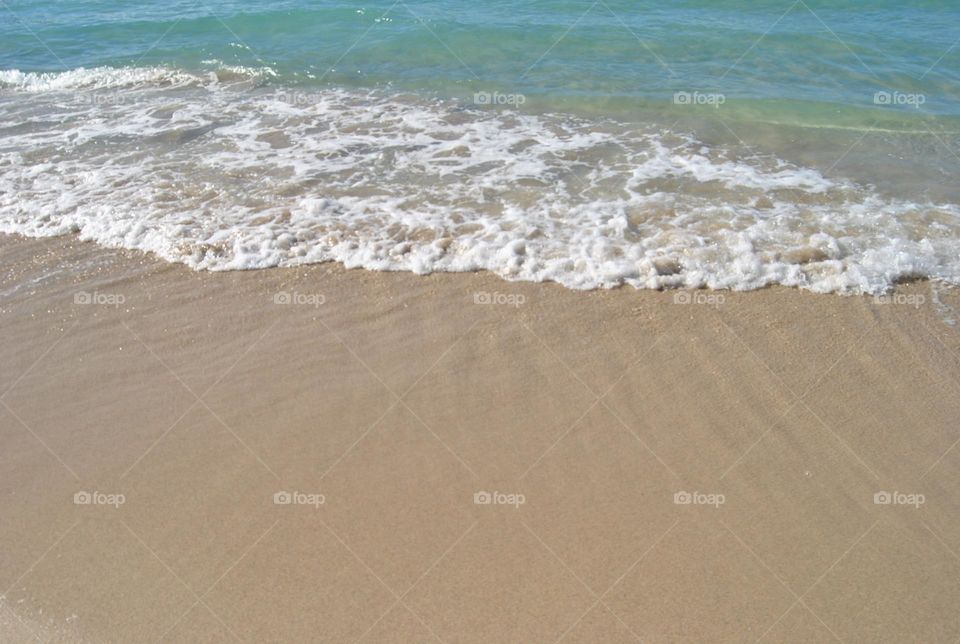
[[1, 233, 959, 642]]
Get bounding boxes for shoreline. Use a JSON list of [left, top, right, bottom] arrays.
[[2, 232, 960, 642], [4, 78, 960, 294]]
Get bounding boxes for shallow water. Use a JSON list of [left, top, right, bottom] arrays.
[[1, 1, 958, 293]]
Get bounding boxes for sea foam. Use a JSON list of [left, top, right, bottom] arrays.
[[1, 67, 958, 294]]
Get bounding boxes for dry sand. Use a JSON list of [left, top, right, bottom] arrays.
[[1, 232, 960, 643]]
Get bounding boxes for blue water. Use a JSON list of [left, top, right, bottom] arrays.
[[3, 0, 959, 124], [1, 2, 959, 293]]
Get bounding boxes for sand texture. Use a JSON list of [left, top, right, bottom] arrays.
[[2, 234, 960, 643]]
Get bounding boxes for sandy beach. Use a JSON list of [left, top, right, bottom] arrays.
[[4, 0, 960, 640], [0, 232, 958, 642]]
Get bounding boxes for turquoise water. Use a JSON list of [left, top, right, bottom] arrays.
[[3, 0, 959, 124], [1, 2, 959, 293]]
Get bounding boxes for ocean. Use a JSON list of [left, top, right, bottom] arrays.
[[1, 0, 959, 293]]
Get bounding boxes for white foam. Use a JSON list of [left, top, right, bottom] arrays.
[[0, 66, 199, 91], [1, 67, 959, 294]]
